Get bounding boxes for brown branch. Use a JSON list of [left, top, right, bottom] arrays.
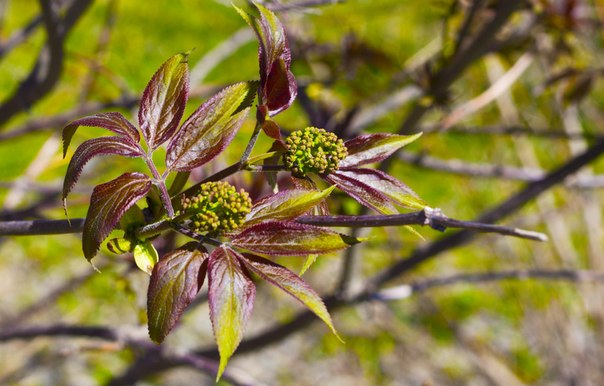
[[0, 0, 93, 128]]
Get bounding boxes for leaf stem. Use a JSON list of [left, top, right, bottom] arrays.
[[144, 155, 175, 217], [240, 119, 262, 164]]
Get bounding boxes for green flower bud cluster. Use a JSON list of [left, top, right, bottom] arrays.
[[284, 127, 348, 178], [179, 181, 252, 234]]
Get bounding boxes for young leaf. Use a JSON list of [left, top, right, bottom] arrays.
[[133, 240, 159, 275], [339, 132, 422, 168], [235, 2, 296, 116], [62, 112, 140, 157], [83, 172, 152, 261], [165, 82, 255, 171], [335, 168, 426, 210], [139, 52, 190, 150], [325, 170, 397, 215], [244, 186, 335, 226], [232, 221, 359, 256], [240, 254, 340, 339], [63, 136, 143, 204], [208, 246, 256, 380], [148, 243, 208, 343]]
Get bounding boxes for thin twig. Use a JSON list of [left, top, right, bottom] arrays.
[[421, 124, 604, 141]]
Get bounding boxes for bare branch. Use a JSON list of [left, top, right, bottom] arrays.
[[0, 0, 94, 127], [422, 124, 604, 141]]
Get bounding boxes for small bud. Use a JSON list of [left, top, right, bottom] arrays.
[[284, 127, 348, 178]]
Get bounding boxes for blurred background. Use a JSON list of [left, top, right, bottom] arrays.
[[1, 0, 604, 385]]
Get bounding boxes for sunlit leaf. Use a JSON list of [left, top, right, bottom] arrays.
[[240, 254, 341, 339], [63, 136, 143, 205], [62, 112, 140, 157], [325, 170, 397, 215], [336, 168, 426, 210], [232, 221, 360, 256], [83, 172, 152, 261], [208, 246, 256, 380], [165, 82, 255, 171], [244, 186, 335, 226], [235, 2, 296, 116], [148, 243, 208, 343], [300, 254, 318, 275], [133, 240, 159, 275], [139, 52, 190, 150], [340, 132, 422, 168]]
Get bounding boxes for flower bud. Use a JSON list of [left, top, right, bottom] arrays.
[[284, 127, 348, 178], [179, 181, 252, 234]]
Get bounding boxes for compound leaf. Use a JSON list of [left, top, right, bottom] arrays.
[[232, 221, 360, 256], [139, 52, 190, 150], [340, 132, 422, 168], [244, 186, 335, 226], [166, 82, 255, 171], [62, 112, 140, 157], [83, 172, 152, 261], [148, 243, 208, 343], [240, 254, 340, 339], [63, 136, 143, 206], [208, 246, 256, 380]]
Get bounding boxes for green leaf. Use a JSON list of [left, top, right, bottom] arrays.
[[106, 238, 132, 254], [133, 240, 159, 275], [165, 82, 255, 171], [139, 52, 190, 150], [148, 243, 208, 343], [208, 246, 256, 380], [232, 221, 360, 256], [83, 172, 152, 261], [244, 186, 335, 226], [240, 254, 341, 340], [300, 254, 318, 275], [340, 132, 422, 168], [119, 204, 145, 231]]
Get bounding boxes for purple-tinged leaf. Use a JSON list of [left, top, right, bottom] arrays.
[[235, 3, 297, 116], [291, 177, 329, 215], [138, 52, 190, 150], [165, 82, 255, 171], [62, 112, 140, 157], [340, 132, 422, 168], [148, 242, 208, 343], [244, 186, 335, 226], [208, 246, 256, 380], [261, 119, 282, 140], [240, 254, 341, 339], [232, 221, 359, 256], [325, 170, 397, 215], [328, 168, 426, 212], [83, 172, 152, 261], [63, 136, 143, 204]]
